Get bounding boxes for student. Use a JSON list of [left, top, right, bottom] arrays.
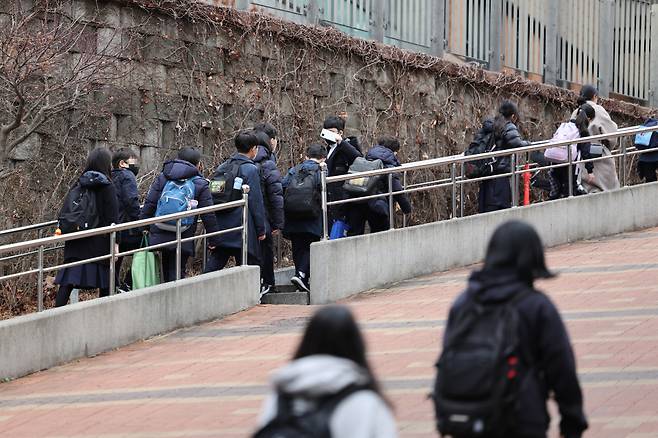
[[478, 101, 530, 213], [206, 131, 267, 271], [435, 221, 588, 438], [571, 85, 620, 193], [636, 118, 658, 182], [548, 104, 597, 199], [348, 136, 411, 235], [322, 115, 363, 222], [111, 148, 141, 291], [140, 147, 220, 282], [282, 143, 327, 292], [253, 125, 284, 295], [55, 147, 119, 306], [255, 305, 397, 438]]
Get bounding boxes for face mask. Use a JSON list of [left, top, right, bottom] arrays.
[[128, 164, 140, 177]]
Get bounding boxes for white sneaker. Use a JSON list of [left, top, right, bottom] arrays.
[[291, 276, 310, 293], [259, 284, 271, 299]]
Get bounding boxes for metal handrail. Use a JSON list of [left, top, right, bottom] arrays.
[[0, 187, 252, 313], [320, 123, 658, 238], [0, 220, 58, 238]]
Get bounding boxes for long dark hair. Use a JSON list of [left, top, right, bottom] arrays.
[[577, 85, 598, 106], [482, 220, 555, 286], [293, 305, 390, 405], [574, 103, 595, 138], [85, 147, 112, 178], [493, 100, 520, 139]]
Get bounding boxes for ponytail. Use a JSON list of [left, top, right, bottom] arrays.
[[574, 103, 595, 138]]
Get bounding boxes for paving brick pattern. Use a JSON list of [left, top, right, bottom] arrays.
[[2, 228, 658, 437]]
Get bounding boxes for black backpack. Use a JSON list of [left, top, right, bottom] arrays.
[[253, 384, 366, 438], [433, 289, 531, 438], [210, 159, 243, 204], [284, 166, 321, 220], [464, 125, 496, 179], [57, 181, 100, 234]]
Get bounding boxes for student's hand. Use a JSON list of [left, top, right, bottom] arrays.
[[272, 229, 280, 236], [114, 244, 120, 256], [585, 173, 596, 184], [258, 234, 266, 241], [334, 133, 343, 144]]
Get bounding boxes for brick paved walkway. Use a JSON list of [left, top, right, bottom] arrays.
[[2, 228, 658, 437]]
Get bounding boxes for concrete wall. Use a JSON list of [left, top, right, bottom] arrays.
[[0, 266, 260, 380], [310, 182, 658, 304]]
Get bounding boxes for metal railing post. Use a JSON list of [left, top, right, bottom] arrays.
[[567, 145, 574, 197], [511, 154, 518, 207], [450, 163, 457, 218], [241, 186, 250, 265], [37, 245, 44, 312], [460, 162, 465, 217], [388, 173, 394, 230], [175, 219, 182, 281], [109, 231, 116, 295], [202, 234, 207, 272], [402, 170, 408, 228], [620, 137, 628, 187], [320, 163, 329, 240]]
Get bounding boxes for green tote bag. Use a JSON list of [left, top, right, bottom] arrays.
[[131, 235, 160, 290]]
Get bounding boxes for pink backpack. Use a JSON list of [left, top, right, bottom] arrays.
[[544, 122, 580, 163]]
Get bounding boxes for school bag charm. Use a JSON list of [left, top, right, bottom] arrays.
[[154, 177, 198, 232]]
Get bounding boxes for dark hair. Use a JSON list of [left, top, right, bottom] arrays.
[[483, 220, 555, 286], [111, 147, 138, 169], [293, 305, 390, 406], [253, 122, 277, 140], [234, 130, 260, 153], [574, 103, 595, 138], [85, 147, 113, 178], [306, 143, 328, 159], [577, 85, 598, 105], [377, 136, 401, 153], [254, 130, 272, 150], [493, 100, 520, 139], [323, 115, 346, 132], [177, 147, 202, 166]]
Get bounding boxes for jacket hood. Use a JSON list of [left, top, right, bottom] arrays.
[[79, 171, 111, 188], [367, 145, 400, 167], [162, 159, 201, 180], [254, 145, 273, 163], [299, 160, 321, 172], [481, 118, 495, 133], [465, 269, 530, 304], [271, 355, 371, 397]]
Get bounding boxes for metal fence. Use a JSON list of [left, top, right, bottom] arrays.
[[228, 0, 658, 106]]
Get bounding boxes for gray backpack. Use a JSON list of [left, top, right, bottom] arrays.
[[343, 157, 384, 196]]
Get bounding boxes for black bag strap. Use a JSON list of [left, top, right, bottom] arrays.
[[275, 383, 369, 423]]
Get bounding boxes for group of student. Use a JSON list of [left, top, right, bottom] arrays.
[[473, 85, 623, 213], [53, 116, 411, 305], [253, 220, 588, 438]]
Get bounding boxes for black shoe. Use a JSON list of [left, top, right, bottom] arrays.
[[291, 276, 310, 293]]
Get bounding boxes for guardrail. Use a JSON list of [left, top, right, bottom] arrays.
[[320, 124, 658, 239], [0, 188, 251, 312]]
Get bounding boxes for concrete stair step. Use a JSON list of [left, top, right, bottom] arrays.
[[261, 285, 309, 305]]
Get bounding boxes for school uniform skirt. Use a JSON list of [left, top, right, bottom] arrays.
[[55, 262, 110, 290]]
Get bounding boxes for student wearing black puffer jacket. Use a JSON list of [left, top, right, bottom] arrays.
[[440, 221, 588, 438], [348, 136, 412, 235], [253, 125, 284, 295], [478, 101, 530, 213]]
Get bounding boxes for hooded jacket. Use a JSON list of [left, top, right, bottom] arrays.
[[257, 355, 397, 438], [140, 159, 220, 255], [365, 145, 412, 216], [445, 270, 588, 438], [62, 171, 119, 264], [253, 145, 285, 232], [112, 168, 141, 246], [282, 159, 323, 238]]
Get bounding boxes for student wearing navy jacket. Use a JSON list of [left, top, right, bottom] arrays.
[[206, 131, 267, 271], [140, 148, 220, 283]]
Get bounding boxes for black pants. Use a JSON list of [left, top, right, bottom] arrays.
[[548, 167, 578, 199], [161, 250, 190, 283], [260, 233, 275, 287], [290, 233, 320, 284], [55, 285, 109, 307], [205, 247, 259, 272], [638, 161, 658, 182], [347, 204, 390, 236]]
